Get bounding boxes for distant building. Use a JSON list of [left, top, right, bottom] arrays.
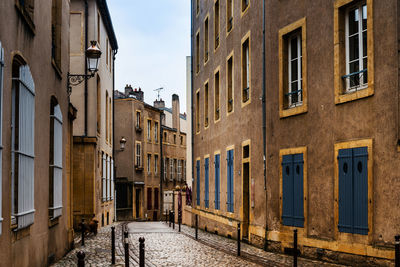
[[70, 0, 118, 229]]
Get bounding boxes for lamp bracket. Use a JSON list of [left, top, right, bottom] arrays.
[[67, 72, 95, 96]]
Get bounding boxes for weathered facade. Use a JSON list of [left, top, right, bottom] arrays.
[[0, 0, 75, 266], [192, 0, 400, 265], [70, 0, 118, 229], [114, 86, 162, 221]]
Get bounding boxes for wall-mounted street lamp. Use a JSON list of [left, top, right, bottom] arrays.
[[119, 137, 127, 151], [67, 40, 102, 95]]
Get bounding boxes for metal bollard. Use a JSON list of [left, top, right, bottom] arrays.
[[195, 214, 198, 240], [81, 219, 85, 246], [178, 215, 181, 232], [396, 235, 400, 267], [237, 222, 241, 256], [169, 210, 171, 227], [124, 230, 129, 267], [165, 209, 168, 224], [172, 211, 175, 230], [139, 237, 145, 267], [293, 229, 298, 267], [111, 226, 115, 264], [77, 251, 85, 267]]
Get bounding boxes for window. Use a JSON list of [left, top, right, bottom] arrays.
[[196, 160, 200, 206], [0, 42, 4, 233], [51, 0, 62, 70], [214, 0, 220, 50], [154, 188, 159, 210], [241, 33, 250, 104], [227, 149, 234, 212], [102, 152, 106, 201], [135, 142, 142, 167], [204, 157, 209, 208], [214, 154, 220, 210], [336, 143, 370, 235], [227, 53, 234, 114], [204, 82, 209, 127], [105, 91, 109, 142], [196, 89, 200, 133], [136, 111, 141, 129], [164, 158, 168, 181], [111, 159, 114, 200], [178, 160, 182, 181], [204, 16, 209, 63], [196, 31, 200, 73], [97, 76, 101, 134], [242, 0, 249, 13], [173, 134, 176, 144], [147, 154, 151, 174], [279, 18, 307, 118], [180, 135, 183, 146], [214, 68, 220, 121], [154, 155, 158, 175], [163, 132, 168, 143], [107, 155, 111, 201], [154, 122, 158, 143], [49, 99, 63, 219], [109, 97, 112, 142], [183, 160, 186, 181], [147, 188, 152, 210], [15, 0, 35, 32], [334, 0, 373, 104], [281, 152, 305, 227], [11, 60, 35, 229], [147, 119, 151, 142], [226, 0, 233, 33], [170, 158, 174, 181]]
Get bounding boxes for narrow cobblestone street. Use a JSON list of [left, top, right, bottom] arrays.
[[52, 222, 349, 266]]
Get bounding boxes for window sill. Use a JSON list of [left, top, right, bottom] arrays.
[[15, 2, 36, 35], [51, 59, 62, 79], [279, 103, 307, 118], [49, 216, 60, 228], [335, 85, 374, 105], [12, 225, 31, 241]]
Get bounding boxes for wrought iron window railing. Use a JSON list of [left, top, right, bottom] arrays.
[[342, 69, 367, 91]]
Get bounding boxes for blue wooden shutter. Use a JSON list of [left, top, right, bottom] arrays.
[[293, 153, 304, 227], [352, 147, 368, 235], [196, 160, 200, 206], [338, 148, 353, 233], [227, 149, 234, 212], [215, 154, 220, 210], [282, 154, 293, 226], [205, 158, 209, 208]]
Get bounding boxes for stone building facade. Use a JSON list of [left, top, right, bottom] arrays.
[[192, 0, 400, 265], [69, 0, 118, 229], [0, 0, 75, 266]]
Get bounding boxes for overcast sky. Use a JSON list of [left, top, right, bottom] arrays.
[[108, 0, 191, 113]]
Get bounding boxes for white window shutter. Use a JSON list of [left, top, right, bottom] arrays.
[[52, 104, 63, 218], [107, 155, 110, 201], [0, 41, 4, 234], [102, 154, 106, 201], [17, 64, 35, 229], [111, 159, 114, 200]]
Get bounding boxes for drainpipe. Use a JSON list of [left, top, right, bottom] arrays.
[[397, 1, 400, 146], [84, 0, 88, 136], [112, 49, 118, 222], [262, 0, 268, 251], [190, 0, 195, 209]]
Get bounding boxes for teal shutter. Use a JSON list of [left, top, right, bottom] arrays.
[[196, 160, 200, 206], [214, 154, 220, 210], [293, 154, 304, 227], [338, 148, 353, 233], [204, 158, 209, 208], [227, 149, 234, 213], [352, 147, 368, 235], [282, 154, 294, 226]]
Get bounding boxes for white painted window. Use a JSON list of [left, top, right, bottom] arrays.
[[135, 142, 141, 167], [147, 154, 151, 174], [163, 157, 167, 181], [111, 159, 114, 200], [147, 120, 151, 141], [50, 103, 63, 218], [345, 2, 367, 91], [170, 158, 173, 181], [178, 160, 182, 181], [288, 33, 302, 107], [11, 64, 35, 229], [102, 153, 106, 202], [0, 41, 4, 234], [136, 111, 140, 128], [154, 155, 158, 175], [154, 122, 158, 143]]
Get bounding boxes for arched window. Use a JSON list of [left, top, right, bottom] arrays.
[[49, 97, 63, 218], [11, 56, 35, 229]]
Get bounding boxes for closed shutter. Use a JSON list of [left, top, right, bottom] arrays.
[[282, 154, 293, 226], [107, 155, 111, 201], [196, 160, 200, 206], [293, 154, 304, 227], [0, 41, 3, 234], [15, 65, 35, 229], [102, 154, 106, 201], [214, 154, 220, 210], [204, 158, 209, 208], [338, 148, 354, 233], [111, 159, 114, 200], [227, 149, 234, 213], [51, 104, 63, 218]]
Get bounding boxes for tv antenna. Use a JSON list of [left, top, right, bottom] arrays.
[[154, 87, 164, 100]]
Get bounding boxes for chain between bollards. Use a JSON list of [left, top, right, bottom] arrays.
[[81, 219, 85, 246], [139, 237, 145, 267], [124, 230, 129, 267], [395, 235, 400, 267], [195, 214, 198, 240], [111, 226, 115, 264], [293, 229, 298, 267], [237, 222, 241, 256], [77, 251, 85, 267]]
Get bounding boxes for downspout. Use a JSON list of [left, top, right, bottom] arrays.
[[160, 112, 164, 219], [84, 0, 88, 136], [190, 0, 195, 209], [112, 49, 118, 222], [397, 0, 400, 146], [262, 0, 268, 251]]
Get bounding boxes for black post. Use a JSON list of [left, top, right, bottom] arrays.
[[169, 210, 171, 227], [293, 229, 298, 267], [77, 251, 85, 267], [178, 214, 181, 232], [173, 211, 175, 230], [237, 222, 241, 256], [195, 214, 198, 240], [139, 237, 145, 267], [81, 219, 85, 246], [124, 230, 129, 267], [111, 226, 115, 264], [396, 235, 400, 267], [165, 209, 168, 224]]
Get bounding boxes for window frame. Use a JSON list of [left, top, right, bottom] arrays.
[[287, 32, 303, 108], [135, 141, 142, 168], [226, 51, 234, 115], [278, 17, 308, 118], [214, 66, 221, 122], [147, 119, 152, 142], [241, 0, 250, 16], [147, 153, 151, 174], [204, 14, 209, 64], [214, 0, 220, 51], [154, 154, 158, 175], [226, 0, 234, 34], [195, 88, 200, 133], [136, 110, 141, 129], [204, 80, 209, 128], [195, 30, 200, 74], [154, 121, 159, 143], [241, 32, 251, 106]]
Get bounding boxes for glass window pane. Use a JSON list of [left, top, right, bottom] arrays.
[[349, 35, 359, 62], [290, 38, 297, 59], [350, 62, 360, 87], [349, 9, 359, 35], [362, 5, 367, 30], [363, 58, 368, 84], [362, 31, 367, 58], [291, 59, 298, 82]]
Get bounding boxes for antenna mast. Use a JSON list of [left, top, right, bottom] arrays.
[[154, 87, 164, 101]]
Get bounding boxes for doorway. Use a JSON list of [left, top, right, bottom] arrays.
[[135, 188, 141, 219], [243, 162, 250, 240]]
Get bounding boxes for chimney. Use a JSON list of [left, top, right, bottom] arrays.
[[154, 98, 165, 109], [172, 94, 180, 131], [124, 84, 133, 96]]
